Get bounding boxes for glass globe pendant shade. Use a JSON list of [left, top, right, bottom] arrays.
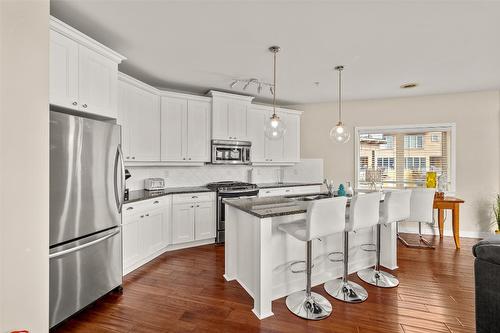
[[265, 113, 286, 140], [329, 121, 350, 144]]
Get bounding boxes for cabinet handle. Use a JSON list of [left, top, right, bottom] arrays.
[[140, 215, 144, 218], [285, 190, 290, 192], [196, 205, 200, 207], [126, 207, 134, 210], [82, 104, 87, 108], [132, 157, 135, 160], [192, 196, 198, 199], [188, 157, 191, 160], [153, 201, 159, 204], [191, 205, 194, 208], [183, 158, 186, 160], [145, 214, 149, 217], [72, 101, 77, 106], [126, 156, 130, 159]]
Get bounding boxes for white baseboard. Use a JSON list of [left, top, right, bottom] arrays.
[[397, 225, 490, 239]]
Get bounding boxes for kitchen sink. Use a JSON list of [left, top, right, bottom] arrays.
[[292, 194, 332, 201]]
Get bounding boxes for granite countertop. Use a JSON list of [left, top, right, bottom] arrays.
[[223, 196, 309, 218], [125, 186, 213, 204], [256, 182, 323, 189]]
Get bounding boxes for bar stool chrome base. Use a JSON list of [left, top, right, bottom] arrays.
[[285, 291, 332, 320], [357, 268, 399, 288], [324, 279, 368, 303]]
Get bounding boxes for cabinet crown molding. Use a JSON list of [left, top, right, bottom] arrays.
[[119, 72, 161, 95], [50, 16, 126, 64], [207, 90, 255, 102]]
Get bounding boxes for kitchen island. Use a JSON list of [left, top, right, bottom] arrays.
[[223, 194, 398, 319]]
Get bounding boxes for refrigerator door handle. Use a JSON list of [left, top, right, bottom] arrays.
[[49, 228, 120, 260], [118, 144, 126, 213], [114, 144, 126, 214]]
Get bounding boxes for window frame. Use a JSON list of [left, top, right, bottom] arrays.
[[354, 123, 456, 193]]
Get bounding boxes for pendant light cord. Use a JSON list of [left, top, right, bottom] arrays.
[[273, 50, 277, 116], [338, 67, 342, 123]]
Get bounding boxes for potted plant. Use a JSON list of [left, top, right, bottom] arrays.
[[493, 194, 500, 234]]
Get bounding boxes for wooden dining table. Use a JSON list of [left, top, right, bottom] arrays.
[[433, 196, 465, 249]]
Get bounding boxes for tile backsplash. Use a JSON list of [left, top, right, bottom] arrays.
[[125, 159, 324, 190]]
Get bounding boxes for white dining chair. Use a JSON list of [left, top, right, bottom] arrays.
[[397, 188, 436, 248]]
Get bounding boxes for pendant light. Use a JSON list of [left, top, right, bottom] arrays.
[[265, 46, 286, 140], [329, 65, 350, 144]]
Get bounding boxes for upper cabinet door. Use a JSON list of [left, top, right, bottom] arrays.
[[247, 107, 268, 162], [281, 111, 300, 162], [211, 100, 228, 140], [126, 85, 161, 162], [161, 97, 187, 161], [186, 100, 210, 162], [117, 81, 131, 157], [227, 102, 247, 140], [78, 46, 118, 119], [49, 30, 79, 109]]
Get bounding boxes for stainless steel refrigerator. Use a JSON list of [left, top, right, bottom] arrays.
[[49, 111, 124, 328]]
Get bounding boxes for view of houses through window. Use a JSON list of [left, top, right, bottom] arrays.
[[357, 126, 452, 190]]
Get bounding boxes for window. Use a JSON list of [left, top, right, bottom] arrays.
[[380, 136, 394, 149], [404, 135, 423, 149], [377, 157, 395, 170], [405, 157, 426, 170], [355, 124, 455, 191], [360, 156, 368, 169]]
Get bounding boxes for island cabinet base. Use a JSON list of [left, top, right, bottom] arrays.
[[224, 205, 398, 319]]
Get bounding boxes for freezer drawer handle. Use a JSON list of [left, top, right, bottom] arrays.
[[49, 229, 120, 260]]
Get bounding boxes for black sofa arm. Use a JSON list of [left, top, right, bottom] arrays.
[[473, 235, 500, 333]]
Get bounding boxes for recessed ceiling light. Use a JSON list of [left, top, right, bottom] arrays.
[[400, 83, 418, 89]]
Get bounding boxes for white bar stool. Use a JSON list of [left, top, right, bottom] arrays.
[[357, 190, 411, 287], [397, 188, 436, 248], [324, 192, 381, 303], [278, 197, 347, 320]]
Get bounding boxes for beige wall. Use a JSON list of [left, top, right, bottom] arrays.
[[297, 90, 500, 236], [1, 1, 50, 332]]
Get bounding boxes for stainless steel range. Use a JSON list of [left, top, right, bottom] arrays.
[[207, 181, 259, 243]]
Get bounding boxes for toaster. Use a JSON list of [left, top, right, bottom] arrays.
[[144, 178, 166, 191]]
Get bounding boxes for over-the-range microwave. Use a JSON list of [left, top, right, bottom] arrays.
[[211, 139, 251, 165]]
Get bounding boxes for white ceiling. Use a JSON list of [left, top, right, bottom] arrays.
[[51, 1, 500, 105]]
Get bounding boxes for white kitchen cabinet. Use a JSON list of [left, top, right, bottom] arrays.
[[171, 192, 215, 244], [78, 46, 118, 119], [258, 185, 321, 198], [281, 111, 301, 163], [161, 95, 211, 163], [49, 16, 125, 119], [186, 100, 211, 161], [171, 202, 195, 244], [118, 75, 161, 162], [194, 201, 215, 240], [122, 197, 170, 275], [247, 105, 302, 164], [209, 91, 254, 141], [246, 106, 268, 162], [49, 30, 79, 109]]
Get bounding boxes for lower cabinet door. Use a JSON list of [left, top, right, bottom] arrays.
[[122, 212, 142, 270], [141, 207, 168, 256], [172, 203, 195, 244], [195, 201, 215, 240]]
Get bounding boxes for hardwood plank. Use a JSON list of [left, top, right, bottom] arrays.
[[51, 235, 477, 333]]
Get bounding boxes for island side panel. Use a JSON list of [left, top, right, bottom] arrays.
[[224, 205, 238, 281], [252, 217, 274, 319], [380, 222, 398, 270]]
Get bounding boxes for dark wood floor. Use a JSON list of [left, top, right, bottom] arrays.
[[52, 234, 477, 333]]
